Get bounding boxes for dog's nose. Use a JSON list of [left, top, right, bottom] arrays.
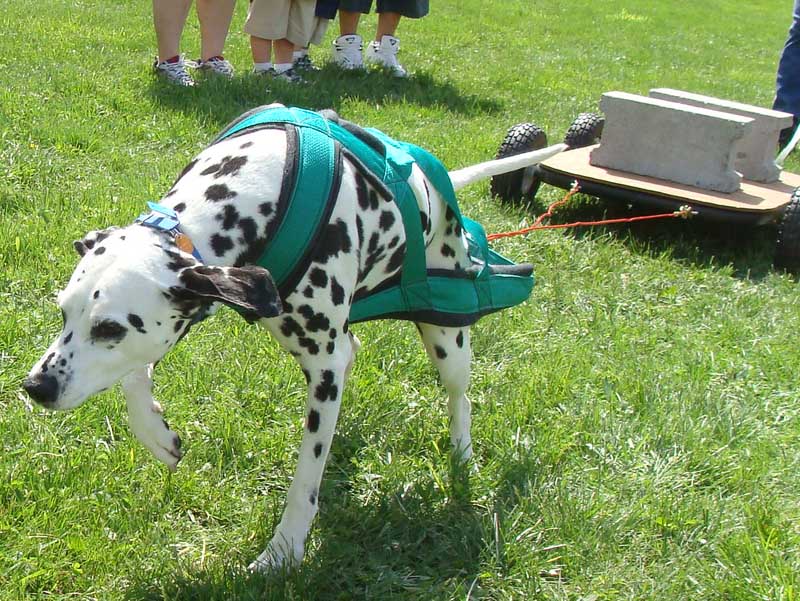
[[23, 373, 60, 406]]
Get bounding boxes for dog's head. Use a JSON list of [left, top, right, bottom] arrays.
[[23, 225, 281, 410]]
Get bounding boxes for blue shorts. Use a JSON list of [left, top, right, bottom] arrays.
[[337, 0, 428, 18]]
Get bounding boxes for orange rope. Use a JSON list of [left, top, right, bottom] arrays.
[[486, 181, 696, 242]]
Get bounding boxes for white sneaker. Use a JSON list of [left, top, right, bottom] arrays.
[[332, 34, 363, 70], [195, 56, 234, 78], [153, 56, 195, 86], [365, 35, 407, 77]]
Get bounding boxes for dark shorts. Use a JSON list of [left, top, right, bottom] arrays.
[[338, 0, 429, 18]]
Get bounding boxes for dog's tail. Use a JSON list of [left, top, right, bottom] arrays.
[[448, 143, 567, 191]]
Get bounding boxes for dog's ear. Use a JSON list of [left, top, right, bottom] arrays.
[[173, 265, 282, 321], [74, 227, 119, 256]]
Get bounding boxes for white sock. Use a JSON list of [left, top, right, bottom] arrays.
[[274, 63, 293, 74], [293, 49, 308, 60], [253, 62, 273, 73]]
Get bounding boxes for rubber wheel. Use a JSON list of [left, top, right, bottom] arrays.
[[564, 112, 605, 149], [775, 188, 800, 272], [490, 123, 548, 202]]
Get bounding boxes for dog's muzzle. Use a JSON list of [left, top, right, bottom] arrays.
[[23, 373, 60, 407]]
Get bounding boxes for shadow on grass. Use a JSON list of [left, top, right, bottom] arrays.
[[148, 64, 503, 131], [122, 439, 507, 600], [510, 192, 787, 281]]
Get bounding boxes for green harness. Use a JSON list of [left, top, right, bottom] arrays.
[[214, 106, 534, 326]]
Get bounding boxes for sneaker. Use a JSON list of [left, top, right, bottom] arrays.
[[293, 54, 318, 72], [272, 67, 304, 84], [332, 34, 363, 70], [365, 35, 407, 77], [195, 55, 234, 78], [154, 56, 195, 86]]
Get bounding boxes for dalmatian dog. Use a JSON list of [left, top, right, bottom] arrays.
[[23, 105, 563, 570]]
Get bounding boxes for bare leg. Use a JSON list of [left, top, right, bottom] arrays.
[[196, 0, 236, 60], [250, 36, 273, 64], [273, 38, 295, 66], [121, 365, 183, 471], [375, 11, 401, 40], [338, 10, 361, 35], [153, 0, 192, 62]]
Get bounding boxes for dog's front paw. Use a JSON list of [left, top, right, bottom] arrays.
[[247, 537, 304, 573], [129, 409, 183, 471]]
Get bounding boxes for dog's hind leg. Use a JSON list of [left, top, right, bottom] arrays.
[[416, 323, 473, 462], [249, 323, 358, 572]]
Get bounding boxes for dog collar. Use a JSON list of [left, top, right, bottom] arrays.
[[136, 202, 205, 262]]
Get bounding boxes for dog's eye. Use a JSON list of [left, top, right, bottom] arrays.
[[90, 319, 128, 342]]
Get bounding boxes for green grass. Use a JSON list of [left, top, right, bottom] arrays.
[[2, 0, 800, 599]]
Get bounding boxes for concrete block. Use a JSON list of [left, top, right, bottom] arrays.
[[650, 88, 793, 182], [590, 91, 753, 193]]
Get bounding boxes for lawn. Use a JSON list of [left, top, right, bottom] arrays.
[[1, 0, 799, 599]]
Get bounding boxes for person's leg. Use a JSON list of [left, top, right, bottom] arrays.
[[251, 36, 273, 65], [196, 0, 236, 61], [375, 11, 400, 40], [153, 0, 192, 62], [775, 0, 800, 146], [333, 2, 370, 69], [273, 38, 295, 68], [338, 10, 361, 35]]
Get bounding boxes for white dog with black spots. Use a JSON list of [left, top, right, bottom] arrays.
[[24, 105, 563, 570]]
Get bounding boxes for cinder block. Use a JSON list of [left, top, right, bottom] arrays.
[[590, 91, 752, 193], [649, 88, 793, 183]]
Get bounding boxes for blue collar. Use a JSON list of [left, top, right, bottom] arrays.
[[136, 202, 205, 262]]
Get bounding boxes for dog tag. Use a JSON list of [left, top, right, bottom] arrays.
[[174, 233, 195, 255]]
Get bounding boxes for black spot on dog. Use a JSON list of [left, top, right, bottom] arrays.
[[456, 330, 464, 348], [313, 219, 352, 264], [386, 242, 406, 272], [174, 320, 184, 333], [313, 443, 323, 458], [205, 183, 237, 202], [355, 173, 370, 210], [355, 216, 364, 247], [94, 246, 106, 255], [202, 155, 248, 178], [299, 337, 320, 355], [307, 409, 320, 432], [240, 141, 253, 149], [440, 243, 456, 258], [210, 234, 234, 256], [238, 217, 257, 243], [217, 205, 239, 230], [331, 278, 344, 307], [303, 286, 314, 298], [166, 250, 195, 272], [445, 205, 456, 222], [93, 290, 100, 299], [342, 320, 349, 334], [259, 202, 273, 217], [90, 320, 128, 343], [435, 345, 447, 360], [309, 492, 317, 505], [419, 211, 429, 234], [379, 211, 395, 231], [315, 370, 338, 401], [388, 235, 400, 249], [174, 202, 187, 213], [63, 331, 73, 345], [326, 341, 335, 354], [280, 316, 304, 338], [329, 328, 337, 339], [310, 268, 328, 288], [59, 358, 67, 367], [298, 305, 330, 333], [127, 314, 147, 334]]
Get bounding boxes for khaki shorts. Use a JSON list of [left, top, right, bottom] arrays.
[[244, 0, 317, 47]]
